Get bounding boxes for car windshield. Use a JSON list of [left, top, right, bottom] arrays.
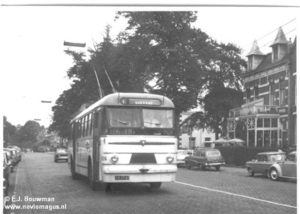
[[57, 149, 67, 153], [177, 150, 189, 155], [206, 151, 221, 156], [269, 154, 285, 161]]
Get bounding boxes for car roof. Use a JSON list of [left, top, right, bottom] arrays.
[[257, 152, 285, 155], [195, 148, 220, 151]]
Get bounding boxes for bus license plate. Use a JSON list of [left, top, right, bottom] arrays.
[[115, 176, 129, 180]]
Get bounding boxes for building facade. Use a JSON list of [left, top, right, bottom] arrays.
[[179, 112, 216, 149], [227, 28, 297, 148]]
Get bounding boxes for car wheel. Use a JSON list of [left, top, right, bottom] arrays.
[[150, 182, 162, 189], [186, 162, 191, 169], [200, 165, 206, 170], [266, 170, 271, 178], [215, 166, 220, 171], [248, 168, 254, 176], [270, 168, 279, 181]]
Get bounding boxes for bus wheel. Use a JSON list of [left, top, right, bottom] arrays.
[[150, 182, 162, 189], [88, 161, 98, 191], [71, 157, 80, 180]]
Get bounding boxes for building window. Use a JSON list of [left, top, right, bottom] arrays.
[[271, 118, 278, 127], [257, 118, 263, 127], [254, 87, 259, 100], [246, 88, 251, 103], [264, 118, 270, 127], [264, 130, 270, 147], [257, 131, 263, 147], [273, 46, 278, 61], [248, 57, 253, 70], [270, 92, 276, 105], [271, 130, 278, 147], [280, 88, 287, 106]]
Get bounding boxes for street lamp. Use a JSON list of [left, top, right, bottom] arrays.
[[63, 41, 86, 48], [64, 40, 104, 99]]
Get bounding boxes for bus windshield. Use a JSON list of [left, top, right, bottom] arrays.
[[107, 108, 173, 128], [106, 108, 173, 135]]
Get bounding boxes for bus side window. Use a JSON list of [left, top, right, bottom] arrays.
[[94, 112, 99, 136]]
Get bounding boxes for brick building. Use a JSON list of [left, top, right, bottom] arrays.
[[227, 28, 297, 148]]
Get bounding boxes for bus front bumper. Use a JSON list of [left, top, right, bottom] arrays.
[[101, 164, 177, 183]]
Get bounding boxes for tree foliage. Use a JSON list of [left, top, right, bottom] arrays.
[[8, 120, 43, 148], [49, 12, 247, 138]]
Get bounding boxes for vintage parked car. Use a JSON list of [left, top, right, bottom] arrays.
[[8, 146, 21, 163], [185, 148, 225, 171], [3, 178, 8, 208], [246, 151, 286, 177], [176, 150, 192, 167], [54, 148, 68, 162], [3, 152, 11, 187], [269, 151, 297, 181], [3, 148, 18, 172]]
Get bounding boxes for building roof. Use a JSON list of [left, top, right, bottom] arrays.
[[246, 40, 265, 56], [270, 27, 288, 46]]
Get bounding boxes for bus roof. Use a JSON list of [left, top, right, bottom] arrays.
[[71, 93, 174, 122]]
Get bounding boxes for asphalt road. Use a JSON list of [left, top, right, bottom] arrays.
[[4, 152, 297, 214]]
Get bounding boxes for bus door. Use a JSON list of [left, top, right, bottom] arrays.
[[72, 122, 77, 167], [92, 108, 102, 181]]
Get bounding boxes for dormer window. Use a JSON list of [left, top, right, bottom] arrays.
[[248, 57, 253, 70], [246, 40, 265, 71], [273, 46, 278, 61]]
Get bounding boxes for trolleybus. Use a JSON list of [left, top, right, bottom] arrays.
[[68, 93, 177, 190]]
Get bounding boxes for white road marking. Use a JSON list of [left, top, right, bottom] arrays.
[[175, 181, 297, 209]]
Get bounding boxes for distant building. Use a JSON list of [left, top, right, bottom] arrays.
[[227, 28, 297, 148], [179, 112, 216, 149]]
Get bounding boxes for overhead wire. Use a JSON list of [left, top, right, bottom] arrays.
[[241, 18, 297, 51], [241, 28, 297, 55]]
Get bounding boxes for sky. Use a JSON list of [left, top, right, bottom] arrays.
[[0, 1, 299, 128]]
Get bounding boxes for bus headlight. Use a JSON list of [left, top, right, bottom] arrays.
[[110, 156, 119, 164], [166, 156, 174, 163]]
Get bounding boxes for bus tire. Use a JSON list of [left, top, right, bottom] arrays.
[[88, 160, 99, 191], [150, 182, 162, 189], [71, 157, 80, 180]]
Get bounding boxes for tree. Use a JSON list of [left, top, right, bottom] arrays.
[[116, 12, 247, 136], [3, 116, 17, 147], [50, 12, 247, 139], [49, 25, 146, 137], [9, 120, 42, 148]]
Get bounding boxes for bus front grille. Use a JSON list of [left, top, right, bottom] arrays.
[[130, 153, 157, 164]]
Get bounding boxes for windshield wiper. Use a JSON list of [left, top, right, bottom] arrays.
[[114, 119, 128, 125], [144, 121, 161, 126]]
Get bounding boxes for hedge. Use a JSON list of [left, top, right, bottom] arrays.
[[217, 146, 286, 166]]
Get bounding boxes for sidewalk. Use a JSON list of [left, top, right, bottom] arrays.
[[4, 153, 34, 214]]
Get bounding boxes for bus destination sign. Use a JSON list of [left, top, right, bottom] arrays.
[[121, 98, 161, 106]]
